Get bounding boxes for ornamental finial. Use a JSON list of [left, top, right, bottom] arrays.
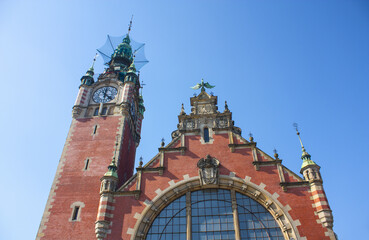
[[273, 148, 279, 160], [249, 132, 254, 142], [224, 101, 230, 113], [180, 103, 186, 115], [191, 78, 215, 92]]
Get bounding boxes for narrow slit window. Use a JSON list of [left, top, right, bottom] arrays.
[[101, 107, 107, 115], [204, 127, 210, 143], [72, 206, 80, 221], [93, 108, 99, 116], [93, 125, 98, 135], [84, 159, 89, 170]]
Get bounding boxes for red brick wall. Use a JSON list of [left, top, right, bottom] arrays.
[[40, 116, 123, 240]]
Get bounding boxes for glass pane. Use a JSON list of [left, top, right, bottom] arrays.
[[191, 189, 235, 239], [236, 192, 284, 239], [146, 195, 187, 239]]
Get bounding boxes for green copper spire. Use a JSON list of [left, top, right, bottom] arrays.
[[127, 59, 136, 73], [104, 142, 119, 178], [111, 35, 133, 62], [80, 54, 97, 86], [110, 17, 134, 66], [191, 78, 215, 92], [293, 123, 317, 170]]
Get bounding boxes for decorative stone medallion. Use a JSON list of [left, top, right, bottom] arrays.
[[197, 155, 220, 185]]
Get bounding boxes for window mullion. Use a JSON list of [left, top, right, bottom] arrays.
[[186, 191, 192, 240], [231, 190, 241, 240]]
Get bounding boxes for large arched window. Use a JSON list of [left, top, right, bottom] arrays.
[[146, 189, 284, 240]]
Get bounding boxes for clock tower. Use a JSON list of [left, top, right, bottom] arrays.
[[36, 33, 145, 240]]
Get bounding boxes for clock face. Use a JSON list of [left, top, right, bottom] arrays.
[[93, 86, 118, 103]]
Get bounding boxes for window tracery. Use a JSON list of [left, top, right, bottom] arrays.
[[146, 189, 284, 240]]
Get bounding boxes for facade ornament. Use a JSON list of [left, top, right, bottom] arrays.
[[249, 132, 254, 142], [180, 103, 186, 115], [72, 106, 82, 118], [197, 155, 220, 185], [191, 78, 215, 92], [224, 101, 230, 113]]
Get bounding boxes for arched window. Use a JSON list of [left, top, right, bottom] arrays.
[[146, 189, 284, 240], [203, 127, 210, 143], [93, 108, 99, 116], [101, 107, 107, 115]]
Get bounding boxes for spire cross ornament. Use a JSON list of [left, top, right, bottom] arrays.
[[191, 78, 215, 92], [92, 53, 98, 68], [128, 15, 133, 35]]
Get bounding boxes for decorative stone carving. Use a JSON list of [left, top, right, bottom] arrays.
[[72, 106, 82, 118], [197, 155, 220, 185], [171, 130, 180, 139], [216, 117, 228, 128], [185, 121, 194, 129]]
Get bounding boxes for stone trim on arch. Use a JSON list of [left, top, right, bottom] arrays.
[[128, 175, 305, 240]]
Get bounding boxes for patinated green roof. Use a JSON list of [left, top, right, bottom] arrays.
[[104, 159, 118, 178], [111, 34, 133, 62], [300, 147, 317, 169]]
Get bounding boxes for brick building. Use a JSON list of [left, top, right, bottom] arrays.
[[37, 32, 337, 240]]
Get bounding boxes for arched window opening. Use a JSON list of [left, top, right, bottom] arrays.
[[101, 107, 107, 115], [204, 127, 210, 143], [146, 189, 284, 240], [93, 108, 99, 116]]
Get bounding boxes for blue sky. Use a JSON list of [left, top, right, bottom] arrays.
[[0, 0, 368, 239]]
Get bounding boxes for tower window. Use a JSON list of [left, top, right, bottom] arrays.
[[71, 206, 80, 221], [101, 107, 107, 115], [204, 127, 210, 143], [84, 159, 90, 170], [69, 202, 85, 222], [93, 108, 99, 116], [93, 125, 98, 135]]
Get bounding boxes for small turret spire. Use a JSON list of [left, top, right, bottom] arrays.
[[104, 140, 119, 178], [293, 123, 317, 170], [80, 54, 97, 86]]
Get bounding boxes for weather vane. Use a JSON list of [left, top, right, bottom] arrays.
[[293, 123, 305, 149], [128, 15, 133, 35], [191, 78, 215, 92]]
